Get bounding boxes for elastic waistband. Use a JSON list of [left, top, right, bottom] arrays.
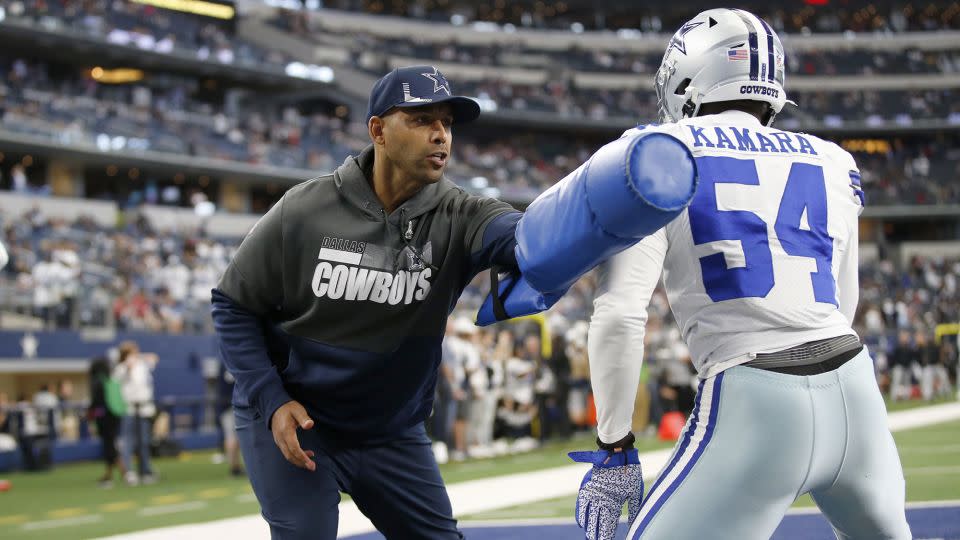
[[744, 335, 863, 376]]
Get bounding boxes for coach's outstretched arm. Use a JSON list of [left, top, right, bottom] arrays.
[[477, 129, 697, 325]]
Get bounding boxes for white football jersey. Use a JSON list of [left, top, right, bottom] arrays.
[[589, 109, 864, 443]]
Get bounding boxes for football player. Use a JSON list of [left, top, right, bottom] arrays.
[[571, 8, 911, 540]]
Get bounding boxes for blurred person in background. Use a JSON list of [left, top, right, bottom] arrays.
[[460, 319, 491, 457], [936, 334, 956, 399], [430, 318, 460, 464], [499, 339, 538, 451], [0, 238, 8, 272], [534, 343, 559, 442], [114, 340, 159, 485], [472, 328, 506, 455], [56, 379, 79, 441], [0, 392, 16, 453], [217, 362, 244, 477], [890, 329, 914, 401], [446, 317, 476, 461], [15, 392, 44, 471], [916, 328, 939, 401], [564, 322, 592, 433], [549, 331, 574, 440], [88, 357, 127, 487], [33, 383, 59, 442], [655, 335, 697, 417]]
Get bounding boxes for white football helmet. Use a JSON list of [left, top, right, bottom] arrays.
[[655, 8, 790, 126]]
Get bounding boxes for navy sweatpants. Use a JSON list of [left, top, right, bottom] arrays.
[[235, 406, 462, 540]]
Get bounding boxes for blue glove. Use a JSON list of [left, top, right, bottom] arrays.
[[569, 448, 644, 540]]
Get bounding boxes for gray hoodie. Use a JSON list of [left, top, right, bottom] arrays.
[[212, 145, 520, 441]]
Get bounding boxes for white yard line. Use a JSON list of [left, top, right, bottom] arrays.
[[138, 501, 208, 517], [22, 514, 103, 531], [97, 401, 960, 540]]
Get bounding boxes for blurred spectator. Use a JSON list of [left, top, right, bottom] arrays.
[[0, 392, 16, 452], [889, 327, 914, 401], [564, 322, 592, 432], [114, 340, 158, 485], [216, 361, 243, 477], [88, 357, 127, 487], [15, 392, 48, 471], [296, 1, 960, 33], [445, 317, 477, 461]]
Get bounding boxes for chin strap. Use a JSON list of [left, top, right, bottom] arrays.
[[681, 85, 702, 119]]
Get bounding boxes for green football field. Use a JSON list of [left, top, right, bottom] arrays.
[[0, 398, 956, 540]]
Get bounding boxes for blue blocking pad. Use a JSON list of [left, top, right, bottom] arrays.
[[516, 131, 697, 296], [475, 272, 565, 326], [476, 131, 697, 326]]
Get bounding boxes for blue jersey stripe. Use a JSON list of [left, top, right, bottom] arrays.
[[849, 171, 866, 206]]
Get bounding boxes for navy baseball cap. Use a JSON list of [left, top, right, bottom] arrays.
[[366, 65, 481, 124]]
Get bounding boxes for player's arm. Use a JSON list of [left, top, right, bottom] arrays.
[[836, 155, 865, 324], [589, 230, 667, 445], [567, 230, 665, 539]]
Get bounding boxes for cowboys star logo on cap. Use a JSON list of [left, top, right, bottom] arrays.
[[366, 65, 481, 124], [420, 67, 451, 96]]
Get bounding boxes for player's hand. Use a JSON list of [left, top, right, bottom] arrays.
[[569, 448, 644, 540], [271, 400, 316, 471]]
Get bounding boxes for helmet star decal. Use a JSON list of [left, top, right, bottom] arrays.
[[421, 67, 452, 96], [669, 20, 704, 56]]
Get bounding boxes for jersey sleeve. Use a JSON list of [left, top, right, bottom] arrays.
[[835, 148, 863, 324], [588, 228, 668, 444], [464, 195, 521, 274], [217, 195, 286, 316]]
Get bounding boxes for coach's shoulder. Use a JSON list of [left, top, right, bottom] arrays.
[[275, 173, 338, 212], [289, 173, 337, 196], [432, 180, 514, 230]]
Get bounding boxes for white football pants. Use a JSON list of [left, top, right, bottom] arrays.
[[628, 349, 911, 540]]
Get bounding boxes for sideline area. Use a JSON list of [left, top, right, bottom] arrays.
[[99, 402, 960, 540]]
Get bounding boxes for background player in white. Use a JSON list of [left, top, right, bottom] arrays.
[[571, 8, 911, 540]]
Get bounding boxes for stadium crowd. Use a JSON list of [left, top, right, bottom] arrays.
[[309, 1, 960, 33], [5, 0, 289, 71], [0, 55, 367, 172], [275, 9, 960, 77], [3, 53, 960, 206]]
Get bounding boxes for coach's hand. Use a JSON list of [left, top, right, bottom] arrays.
[[569, 445, 643, 540], [271, 400, 316, 471]]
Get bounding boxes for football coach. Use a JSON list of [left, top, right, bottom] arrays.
[[211, 65, 522, 539], [211, 62, 699, 539]]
